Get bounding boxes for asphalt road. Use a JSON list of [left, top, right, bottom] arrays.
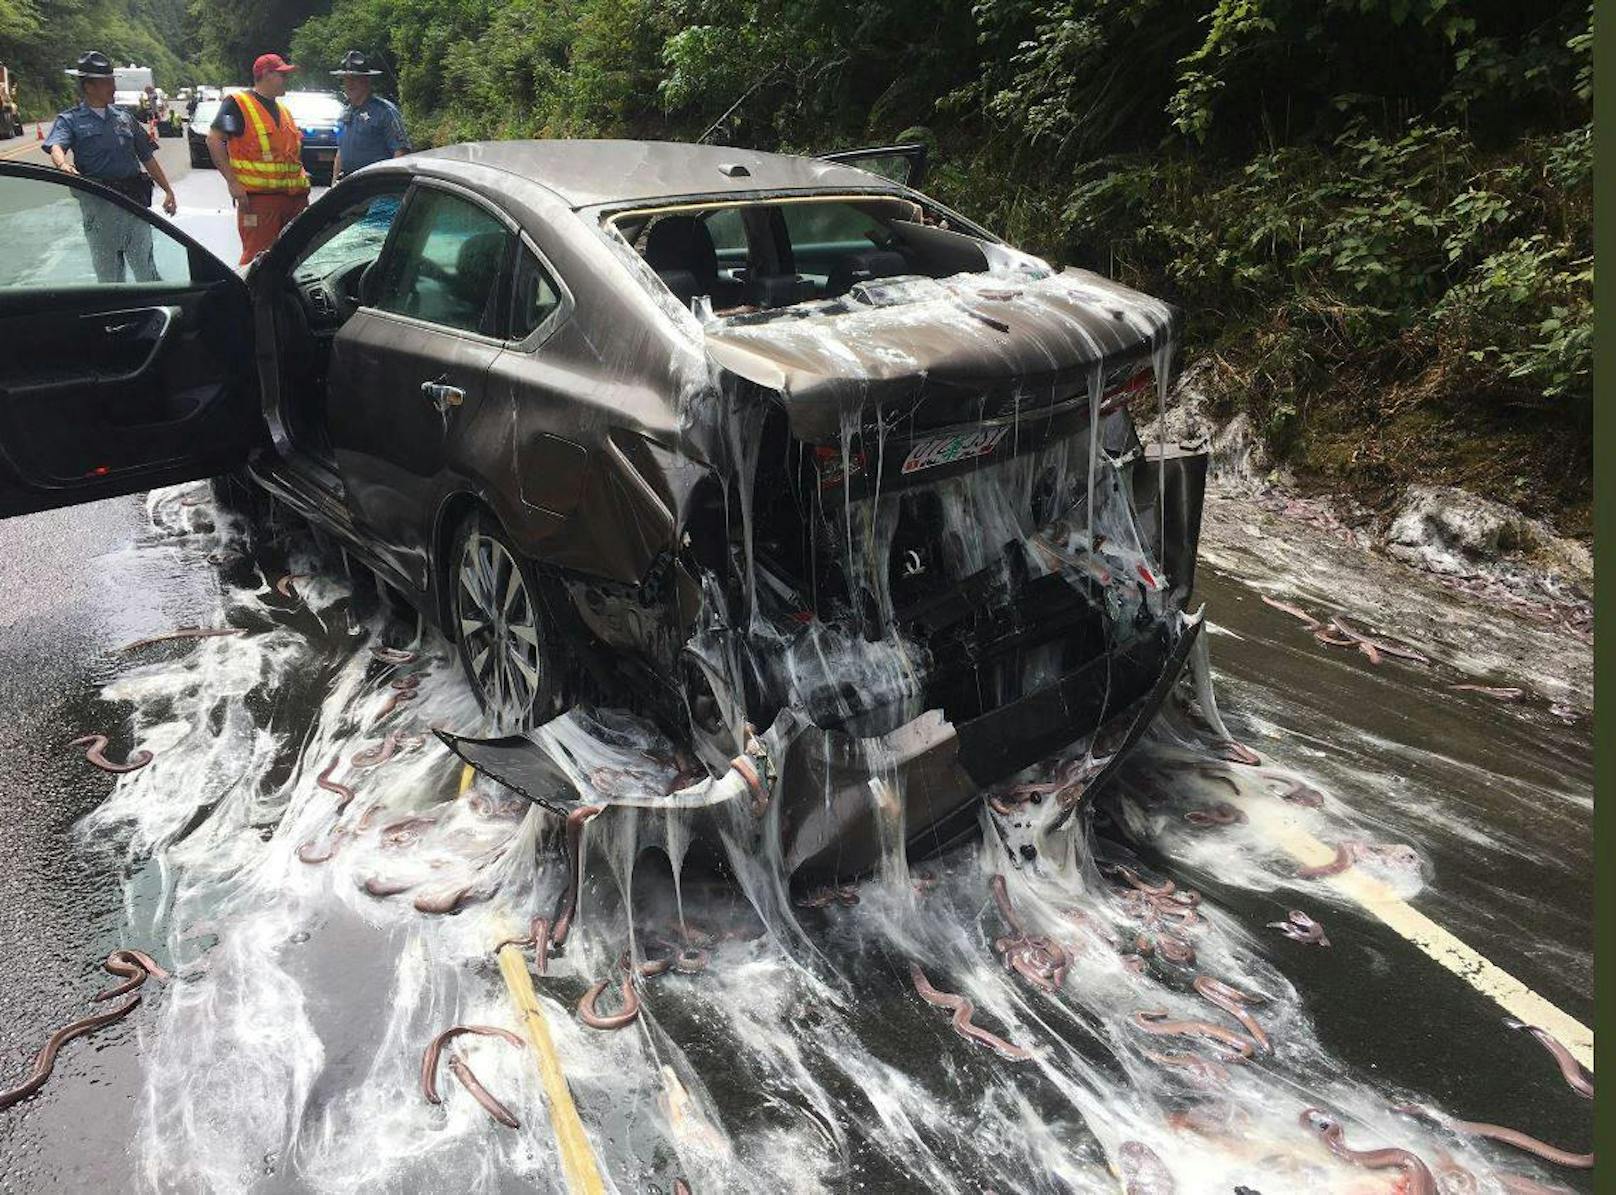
[[0, 486, 1590, 1192], [0, 496, 216, 1189]]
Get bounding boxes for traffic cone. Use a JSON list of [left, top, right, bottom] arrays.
[[36, 122, 43, 139]]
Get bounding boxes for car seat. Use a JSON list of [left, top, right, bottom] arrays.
[[825, 249, 911, 298], [643, 216, 746, 308], [451, 231, 508, 333]]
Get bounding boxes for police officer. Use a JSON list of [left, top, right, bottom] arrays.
[[329, 50, 410, 181], [43, 51, 179, 283]]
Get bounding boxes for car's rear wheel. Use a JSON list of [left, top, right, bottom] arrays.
[[452, 514, 562, 732]]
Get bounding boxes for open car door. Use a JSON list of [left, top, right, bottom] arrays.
[[816, 143, 928, 189], [0, 161, 260, 518]]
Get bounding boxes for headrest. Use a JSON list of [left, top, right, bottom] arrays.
[[751, 273, 810, 309], [643, 216, 719, 281], [452, 231, 506, 307]]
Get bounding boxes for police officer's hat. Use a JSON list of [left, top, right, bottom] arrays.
[[330, 50, 382, 77], [64, 50, 116, 79]]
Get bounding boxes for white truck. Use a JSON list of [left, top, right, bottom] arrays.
[[112, 64, 179, 136], [112, 64, 153, 113]]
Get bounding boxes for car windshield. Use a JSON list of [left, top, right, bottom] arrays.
[[191, 99, 220, 127], [614, 196, 1035, 321], [284, 92, 344, 124], [295, 192, 404, 280]]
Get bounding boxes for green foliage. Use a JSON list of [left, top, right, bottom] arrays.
[[290, 0, 673, 143], [1059, 119, 1589, 419], [187, 0, 331, 86], [1, 0, 193, 116], [1, 0, 1594, 518]]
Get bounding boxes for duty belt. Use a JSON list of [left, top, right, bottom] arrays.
[[95, 174, 154, 206]]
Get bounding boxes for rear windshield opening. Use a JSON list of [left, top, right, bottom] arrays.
[[610, 197, 1006, 319]]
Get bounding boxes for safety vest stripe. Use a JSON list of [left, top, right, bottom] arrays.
[[227, 158, 303, 175], [227, 166, 305, 183], [224, 171, 308, 190], [237, 92, 276, 162]]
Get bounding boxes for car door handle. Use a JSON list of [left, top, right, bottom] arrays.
[[83, 306, 178, 383], [421, 380, 465, 413]]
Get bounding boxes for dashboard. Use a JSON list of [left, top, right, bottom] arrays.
[[292, 256, 371, 331]]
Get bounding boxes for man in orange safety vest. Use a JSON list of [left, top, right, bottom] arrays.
[[204, 53, 310, 264]]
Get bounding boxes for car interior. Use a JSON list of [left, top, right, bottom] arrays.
[[277, 184, 410, 459], [617, 197, 998, 317]]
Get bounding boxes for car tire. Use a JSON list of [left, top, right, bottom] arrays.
[[450, 511, 564, 733]]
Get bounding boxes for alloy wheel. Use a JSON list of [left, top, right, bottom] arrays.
[[455, 531, 544, 731]]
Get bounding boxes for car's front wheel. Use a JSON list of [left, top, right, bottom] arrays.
[[451, 513, 562, 732]]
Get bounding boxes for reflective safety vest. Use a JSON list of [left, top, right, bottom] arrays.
[[227, 92, 309, 194]]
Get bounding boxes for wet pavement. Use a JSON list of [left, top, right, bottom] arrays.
[[0, 480, 1590, 1194], [0, 136, 325, 273]]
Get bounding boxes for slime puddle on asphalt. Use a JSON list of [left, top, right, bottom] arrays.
[[8, 484, 1592, 1194]]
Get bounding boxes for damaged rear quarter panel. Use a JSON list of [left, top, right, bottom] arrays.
[[449, 173, 715, 586]]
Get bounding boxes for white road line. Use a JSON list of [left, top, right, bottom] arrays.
[[1236, 791, 1594, 1071]]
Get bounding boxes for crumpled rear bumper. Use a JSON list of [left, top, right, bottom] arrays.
[[438, 614, 1200, 882], [777, 616, 1199, 878]]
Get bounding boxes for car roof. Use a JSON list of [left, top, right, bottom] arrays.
[[416, 139, 909, 210]]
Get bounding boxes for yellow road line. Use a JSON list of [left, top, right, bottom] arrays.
[[1238, 794, 1594, 1070], [1, 139, 43, 161], [498, 942, 606, 1195]]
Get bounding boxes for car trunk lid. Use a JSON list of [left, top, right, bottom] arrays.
[[703, 267, 1179, 447]]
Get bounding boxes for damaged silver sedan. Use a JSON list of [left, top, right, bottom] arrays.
[[0, 141, 1208, 879]]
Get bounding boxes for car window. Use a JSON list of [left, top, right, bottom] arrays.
[[509, 246, 562, 340], [294, 190, 406, 281], [284, 92, 344, 124], [780, 202, 886, 256], [191, 100, 220, 127], [702, 208, 745, 254], [835, 152, 913, 185], [0, 171, 191, 289], [372, 188, 510, 336]]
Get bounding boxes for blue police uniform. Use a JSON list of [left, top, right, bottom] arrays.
[[43, 101, 159, 282], [44, 101, 155, 180], [337, 95, 409, 176]]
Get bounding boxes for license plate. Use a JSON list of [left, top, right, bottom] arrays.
[[901, 426, 1012, 475]]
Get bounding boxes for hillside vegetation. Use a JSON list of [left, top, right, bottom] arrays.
[[11, 1, 1594, 532], [0, 0, 190, 112]]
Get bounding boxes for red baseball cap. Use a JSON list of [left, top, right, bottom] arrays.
[[252, 53, 296, 79]]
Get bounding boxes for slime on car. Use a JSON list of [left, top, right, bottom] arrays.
[[0, 141, 1208, 880]]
